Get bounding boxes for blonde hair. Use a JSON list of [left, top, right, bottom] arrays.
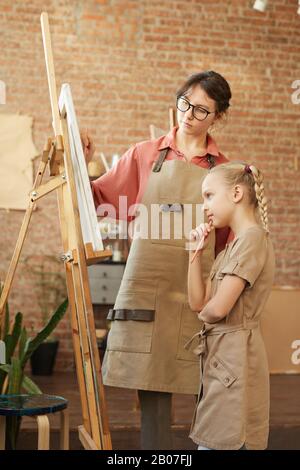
[[209, 161, 270, 234]]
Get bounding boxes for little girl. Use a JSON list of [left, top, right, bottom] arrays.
[[187, 161, 275, 450]]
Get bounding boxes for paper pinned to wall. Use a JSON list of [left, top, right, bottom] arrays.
[[0, 113, 37, 210]]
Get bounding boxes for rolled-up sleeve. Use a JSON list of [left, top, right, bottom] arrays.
[[220, 230, 267, 288], [91, 145, 139, 221]]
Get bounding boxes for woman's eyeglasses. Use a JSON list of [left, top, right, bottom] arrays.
[[176, 96, 215, 121]]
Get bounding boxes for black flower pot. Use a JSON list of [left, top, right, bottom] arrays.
[[30, 340, 59, 375]]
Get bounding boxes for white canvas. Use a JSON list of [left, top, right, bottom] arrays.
[[58, 84, 103, 252]]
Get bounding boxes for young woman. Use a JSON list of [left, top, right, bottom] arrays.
[[82, 71, 232, 449], [187, 162, 275, 450]]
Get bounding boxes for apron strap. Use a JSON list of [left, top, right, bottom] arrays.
[[152, 148, 169, 173], [107, 309, 155, 322], [206, 153, 216, 169], [153, 149, 216, 173]]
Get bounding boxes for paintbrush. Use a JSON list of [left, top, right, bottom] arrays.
[[190, 219, 213, 264]]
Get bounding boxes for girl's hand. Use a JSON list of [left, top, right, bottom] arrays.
[[189, 221, 214, 253], [80, 128, 95, 164]]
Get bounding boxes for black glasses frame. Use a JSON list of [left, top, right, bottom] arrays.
[[176, 96, 215, 121]]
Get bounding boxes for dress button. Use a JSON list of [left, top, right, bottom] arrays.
[[225, 377, 230, 383], [213, 361, 218, 368]]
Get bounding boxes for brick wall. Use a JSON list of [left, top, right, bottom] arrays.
[[0, 0, 299, 370]]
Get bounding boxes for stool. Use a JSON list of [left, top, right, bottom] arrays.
[[0, 394, 69, 450]]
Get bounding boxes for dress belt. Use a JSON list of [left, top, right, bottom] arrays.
[[184, 320, 260, 407], [184, 319, 260, 357]]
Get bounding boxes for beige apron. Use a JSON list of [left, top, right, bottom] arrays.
[[102, 149, 216, 394]]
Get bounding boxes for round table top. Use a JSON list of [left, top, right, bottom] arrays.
[[0, 394, 68, 416]]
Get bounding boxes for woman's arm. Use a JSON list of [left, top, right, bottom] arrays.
[[80, 130, 140, 220], [91, 146, 140, 221], [199, 275, 246, 323]]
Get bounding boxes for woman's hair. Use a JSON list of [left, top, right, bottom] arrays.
[[176, 71, 232, 115], [209, 162, 270, 234]]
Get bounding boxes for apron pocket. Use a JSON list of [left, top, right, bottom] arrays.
[[106, 278, 157, 354], [210, 354, 237, 388], [176, 303, 202, 362], [106, 319, 155, 353]]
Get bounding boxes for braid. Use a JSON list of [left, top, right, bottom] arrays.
[[249, 165, 269, 234]]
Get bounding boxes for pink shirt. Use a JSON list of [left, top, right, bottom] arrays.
[[91, 127, 230, 255]]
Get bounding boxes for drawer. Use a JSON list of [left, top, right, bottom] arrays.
[[89, 277, 122, 305], [88, 264, 125, 280]]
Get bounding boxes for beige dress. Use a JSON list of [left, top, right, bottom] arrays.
[[189, 225, 275, 450]]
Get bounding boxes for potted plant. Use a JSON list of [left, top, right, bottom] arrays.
[[23, 254, 67, 375], [0, 284, 68, 449]]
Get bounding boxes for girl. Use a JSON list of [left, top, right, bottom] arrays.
[[187, 162, 275, 450]]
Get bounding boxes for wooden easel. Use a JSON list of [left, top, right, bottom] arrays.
[[0, 12, 112, 450]]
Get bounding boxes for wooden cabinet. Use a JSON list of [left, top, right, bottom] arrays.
[[88, 263, 125, 305]]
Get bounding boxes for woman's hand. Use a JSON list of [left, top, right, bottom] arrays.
[[189, 221, 214, 254], [80, 129, 95, 164]]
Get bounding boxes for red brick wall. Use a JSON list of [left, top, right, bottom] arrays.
[[0, 0, 299, 370]]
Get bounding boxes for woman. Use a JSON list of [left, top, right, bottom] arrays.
[[82, 71, 232, 449]]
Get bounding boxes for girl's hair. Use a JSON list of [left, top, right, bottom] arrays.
[[176, 71, 232, 115], [209, 162, 270, 234]]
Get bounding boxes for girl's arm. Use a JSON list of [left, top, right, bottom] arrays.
[[199, 228, 269, 323], [188, 251, 211, 311], [199, 275, 246, 323], [188, 223, 213, 311]]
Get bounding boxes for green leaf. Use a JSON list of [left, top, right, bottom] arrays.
[[0, 364, 10, 374], [4, 312, 22, 363], [18, 327, 28, 360], [10, 312, 22, 355], [4, 335, 14, 363], [21, 298, 68, 367], [22, 375, 42, 394], [8, 357, 23, 394]]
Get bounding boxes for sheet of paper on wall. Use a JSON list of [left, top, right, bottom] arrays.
[[0, 113, 37, 210], [58, 83, 104, 252]]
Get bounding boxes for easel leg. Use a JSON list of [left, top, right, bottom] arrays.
[[0, 147, 49, 326]]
